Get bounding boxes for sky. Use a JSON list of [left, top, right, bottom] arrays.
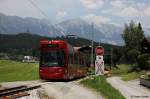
[[0, 0, 150, 27]]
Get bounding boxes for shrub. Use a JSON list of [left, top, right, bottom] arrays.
[[128, 63, 141, 72], [0, 53, 9, 60], [141, 72, 150, 80], [137, 54, 150, 70], [148, 72, 150, 79], [126, 49, 140, 63]]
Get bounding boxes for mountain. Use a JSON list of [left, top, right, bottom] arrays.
[[0, 13, 124, 45], [0, 13, 149, 45], [57, 18, 124, 45], [0, 13, 54, 37]]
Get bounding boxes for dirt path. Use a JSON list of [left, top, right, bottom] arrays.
[[107, 77, 150, 99], [42, 81, 103, 99]]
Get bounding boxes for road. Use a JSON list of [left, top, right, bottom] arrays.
[[0, 80, 103, 99], [107, 77, 150, 99]]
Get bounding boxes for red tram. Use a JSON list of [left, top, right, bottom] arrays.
[[39, 40, 88, 80]]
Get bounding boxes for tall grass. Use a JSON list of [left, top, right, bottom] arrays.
[[80, 76, 125, 99]]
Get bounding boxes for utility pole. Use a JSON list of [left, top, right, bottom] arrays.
[[91, 23, 94, 67], [99, 40, 101, 46], [110, 47, 113, 69]]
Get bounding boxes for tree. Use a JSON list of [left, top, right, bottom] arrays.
[[122, 21, 145, 63], [137, 23, 144, 50], [122, 21, 144, 51], [137, 54, 150, 70]]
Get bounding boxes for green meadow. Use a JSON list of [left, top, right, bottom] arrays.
[[0, 60, 39, 82]]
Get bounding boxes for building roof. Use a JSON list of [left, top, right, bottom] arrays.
[[74, 46, 92, 53], [73, 47, 81, 51]]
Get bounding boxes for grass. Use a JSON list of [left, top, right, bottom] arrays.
[[111, 64, 130, 76], [80, 76, 125, 99], [0, 60, 39, 82], [121, 71, 147, 81], [112, 64, 147, 81], [121, 72, 140, 81]]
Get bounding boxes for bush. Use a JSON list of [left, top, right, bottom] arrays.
[[141, 72, 150, 80], [126, 49, 140, 63], [137, 54, 150, 70], [128, 63, 141, 72], [88, 67, 95, 75], [0, 53, 10, 60], [0, 53, 24, 61]]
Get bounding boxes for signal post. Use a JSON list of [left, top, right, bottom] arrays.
[[95, 46, 104, 75]]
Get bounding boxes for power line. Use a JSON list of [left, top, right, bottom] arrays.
[[27, 0, 49, 19], [27, 0, 66, 36]]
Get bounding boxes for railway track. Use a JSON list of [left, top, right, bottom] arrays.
[[0, 77, 88, 99], [0, 84, 41, 99]]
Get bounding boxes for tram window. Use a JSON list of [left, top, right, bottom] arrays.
[[57, 50, 65, 66], [40, 50, 65, 67]]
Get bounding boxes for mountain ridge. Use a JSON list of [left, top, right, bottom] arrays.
[[0, 13, 149, 45]]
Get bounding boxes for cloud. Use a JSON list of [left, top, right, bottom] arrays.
[[0, 0, 45, 18], [80, 0, 104, 10], [56, 11, 68, 22], [57, 11, 68, 18], [0, 0, 149, 27], [143, 7, 150, 16], [101, 9, 112, 14], [136, 3, 146, 9], [116, 6, 150, 17], [107, 40, 117, 45], [102, 0, 126, 15], [109, 1, 150, 18], [110, 0, 125, 8], [82, 14, 111, 24], [117, 7, 140, 17]]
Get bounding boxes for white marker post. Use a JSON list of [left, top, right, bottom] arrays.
[[95, 46, 104, 75]]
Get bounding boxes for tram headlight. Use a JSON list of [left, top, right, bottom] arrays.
[[40, 69, 42, 72], [58, 69, 63, 73]]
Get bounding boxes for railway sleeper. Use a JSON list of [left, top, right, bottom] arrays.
[[0, 85, 41, 97], [1, 92, 30, 99]]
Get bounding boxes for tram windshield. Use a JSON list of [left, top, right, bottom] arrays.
[[40, 50, 65, 67]]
